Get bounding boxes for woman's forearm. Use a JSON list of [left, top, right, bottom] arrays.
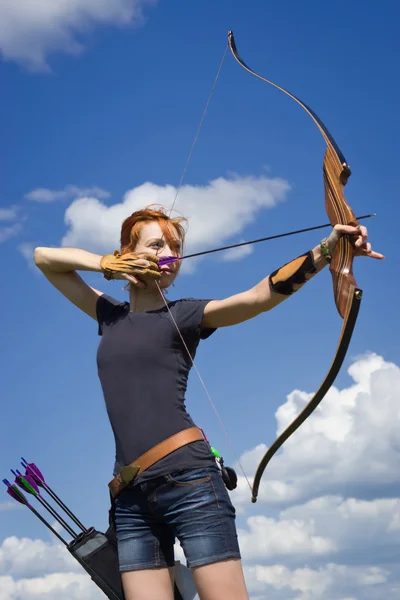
[[34, 247, 103, 273], [253, 242, 329, 309]]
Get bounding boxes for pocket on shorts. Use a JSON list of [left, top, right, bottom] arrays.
[[166, 468, 212, 487]]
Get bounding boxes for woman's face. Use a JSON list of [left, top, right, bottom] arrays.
[[133, 221, 181, 288]]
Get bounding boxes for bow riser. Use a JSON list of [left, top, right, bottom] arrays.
[[323, 146, 360, 317]]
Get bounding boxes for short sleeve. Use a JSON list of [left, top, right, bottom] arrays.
[[96, 294, 127, 336], [176, 299, 217, 340]]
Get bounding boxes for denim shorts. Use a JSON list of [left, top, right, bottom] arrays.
[[114, 465, 241, 571]]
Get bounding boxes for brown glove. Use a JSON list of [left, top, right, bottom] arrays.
[[100, 251, 161, 281]]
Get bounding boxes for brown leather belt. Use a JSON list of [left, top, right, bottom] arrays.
[[108, 427, 204, 498]]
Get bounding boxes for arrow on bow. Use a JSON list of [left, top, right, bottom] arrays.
[[158, 213, 375, 267], [227, 30, 363, 503]]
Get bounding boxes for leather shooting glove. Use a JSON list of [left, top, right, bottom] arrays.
[[100, 251, 161, 281]]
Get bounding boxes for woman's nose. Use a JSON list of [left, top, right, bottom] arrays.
[[158, 246, 174, 258]]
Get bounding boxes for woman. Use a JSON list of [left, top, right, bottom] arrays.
[[34, 206, 383, 600]]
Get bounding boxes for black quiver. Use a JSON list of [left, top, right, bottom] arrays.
[[67, 501, 194, 600], [68, 525, 123, 600]]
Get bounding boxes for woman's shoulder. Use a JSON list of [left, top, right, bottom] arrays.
[[170, 297, 212, 313], [97, 293, 129, 312], [173, 297, 211, 306], [96, 294, 129, 334], [171, 298, 216, 338]]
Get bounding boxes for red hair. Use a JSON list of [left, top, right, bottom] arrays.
[[120, 205, 187, 256]]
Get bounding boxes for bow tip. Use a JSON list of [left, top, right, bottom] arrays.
[[251, 495, 258, 504]]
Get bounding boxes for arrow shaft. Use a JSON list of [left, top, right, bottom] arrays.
[[23, 461, 88, 533], [36, 495, 78, 539], [4, 481, 68, 546], [158, 213, 375, 266], [42, 483, 88, 533], [13, 472, 78, 538], [28, 503, 68, 546]]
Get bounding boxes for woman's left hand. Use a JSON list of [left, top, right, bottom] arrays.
[[326, 224, 385, 260]]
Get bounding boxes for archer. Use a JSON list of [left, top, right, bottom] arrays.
[[34, 203, 382, 600]]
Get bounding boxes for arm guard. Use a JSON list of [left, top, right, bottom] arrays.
[[269, 250, 317, 296]]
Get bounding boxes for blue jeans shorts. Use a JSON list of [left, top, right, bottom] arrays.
[[114, 465, 241, 571]]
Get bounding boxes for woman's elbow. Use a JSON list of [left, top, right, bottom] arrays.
[[34, 247, 50, 269]]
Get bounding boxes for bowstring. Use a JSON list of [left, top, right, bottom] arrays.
[[166, 43, 229, 220], [156, 42, 252, 492]]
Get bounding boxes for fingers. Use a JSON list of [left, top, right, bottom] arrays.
[[356, 245, 385, 260], [354, 228, 385, 259], [120, 253, 162, 277], [122, 252, 160, 266], [354, 225, 367, 247], [334, 224, 385, 260], [369, 251, 386, 259], [140, 253, 160, 264], [334, 224, 367, 240]]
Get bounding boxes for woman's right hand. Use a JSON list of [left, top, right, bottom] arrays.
[[100, 251, 161, 286]]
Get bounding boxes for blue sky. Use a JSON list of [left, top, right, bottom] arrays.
[[1, 1, 399, 599]]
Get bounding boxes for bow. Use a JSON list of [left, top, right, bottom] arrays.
[[227, 31, 363, 503]]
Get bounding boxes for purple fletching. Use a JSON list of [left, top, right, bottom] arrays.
[[15, 470, 40, 494], [7, 487, 25, 504], [4, 482, 29, 506], [22, 460, 45, 487]]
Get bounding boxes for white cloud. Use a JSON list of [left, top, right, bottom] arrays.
[[0, 572, 103, 600], [280, 496, 400, 559], [244, 563, 389, 600], [0, 205, 22, 243], [233, 353, 400, 507], [2, 353, 399, 600], [237, 515, 336, 560], [0, 502, 19, 512], [0, 537, 76, 578], [18, 243, 36, 270], [61, 175, 290, 268], [0, 223, 21, 244], [0, 207, 18, 221], [0, 0, 156, 71], [25, 186, 110, 203], [221, 243, 254, 262]]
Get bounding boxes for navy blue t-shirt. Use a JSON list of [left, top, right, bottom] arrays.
[[96, 294, 217, 483]]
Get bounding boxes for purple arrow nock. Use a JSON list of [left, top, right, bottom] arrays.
[[21, 458, 45, 487]]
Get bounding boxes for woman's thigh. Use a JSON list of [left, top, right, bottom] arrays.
[[192, 559, 249, 600], [120, 567, 175, 600], [114, 466, 247, 598], [159, 466, 241, 569], [114, 485, 175, 572]]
